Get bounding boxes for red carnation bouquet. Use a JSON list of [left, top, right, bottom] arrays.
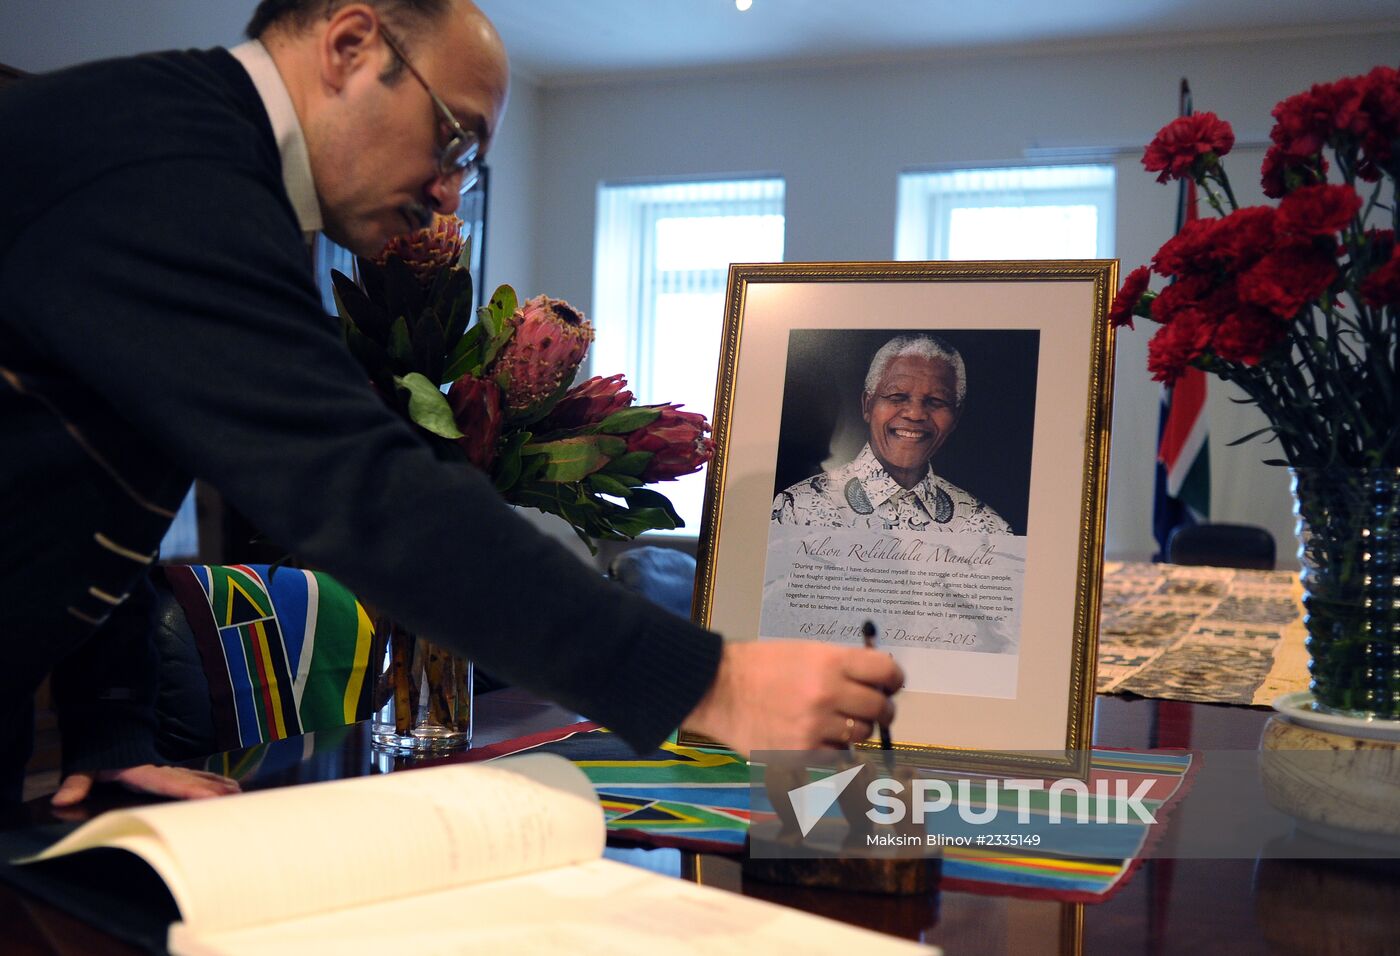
[[1112, 66, 1400, 468], [332, 216, 714, 550]]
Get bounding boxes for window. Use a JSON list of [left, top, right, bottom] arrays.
[[895, 164, 1115, 260], [592, 177, 785, 533]]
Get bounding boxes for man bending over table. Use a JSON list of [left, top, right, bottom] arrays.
[[0, 0, 901, 804]]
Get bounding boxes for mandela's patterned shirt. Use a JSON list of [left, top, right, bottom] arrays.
[[771, 444, 1012, 533]]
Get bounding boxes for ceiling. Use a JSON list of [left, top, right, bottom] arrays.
[[2, 0, 1397, 81], [474, 0, 1400, 84]]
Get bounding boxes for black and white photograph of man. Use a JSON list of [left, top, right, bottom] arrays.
[[772, 333, 1018, 534]]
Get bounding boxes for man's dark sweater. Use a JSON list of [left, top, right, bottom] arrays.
[[0, 49, 722, 792]]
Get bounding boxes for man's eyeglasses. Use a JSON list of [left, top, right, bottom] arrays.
[[379, 27, 481, 195]]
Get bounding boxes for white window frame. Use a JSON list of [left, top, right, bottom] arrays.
[[895, 163, 1115, 261], [590, 176, 785, 536]]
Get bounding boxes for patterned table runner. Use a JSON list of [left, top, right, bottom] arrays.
[[1096, 561, 1309, 706], [469, 723, 1194, 905]]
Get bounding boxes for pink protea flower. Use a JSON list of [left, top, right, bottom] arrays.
[[447, 373, 503, 471], [492, 295, 594, 411], [625, 404, 715, 481], [375, 214, 465, 282], [536, 374, 633, 431]]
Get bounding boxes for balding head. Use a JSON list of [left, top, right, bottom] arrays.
[[248, 1, 451, 43], [264, 0, 510, 256]]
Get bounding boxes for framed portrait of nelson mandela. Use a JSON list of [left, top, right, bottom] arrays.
[[681, 261, 1118, 778]]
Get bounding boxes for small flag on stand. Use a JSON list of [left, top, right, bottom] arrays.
[[1152, 79, 1211, 561]]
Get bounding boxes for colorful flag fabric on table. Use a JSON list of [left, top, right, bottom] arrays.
[[410, 723, 1195, 904], [1153, 79, 1211, 559]]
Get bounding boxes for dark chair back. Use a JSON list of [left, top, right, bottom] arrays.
[[607, 546, 698, 620], [1166, 523, 1276, 571]]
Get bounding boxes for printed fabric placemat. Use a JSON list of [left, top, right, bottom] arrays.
[[1095, 561, 1309, 707], [459, 722, 1195, 905]]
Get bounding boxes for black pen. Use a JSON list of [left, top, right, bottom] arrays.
[[861, 620, 894, 752]]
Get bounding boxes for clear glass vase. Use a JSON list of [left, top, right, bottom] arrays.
[[370, 618, 474, 753], [1292, 467, 1400, 719]]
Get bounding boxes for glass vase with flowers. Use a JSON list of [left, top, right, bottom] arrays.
[[333, 216, 714, 752], [1112, 67, 1400, 719]]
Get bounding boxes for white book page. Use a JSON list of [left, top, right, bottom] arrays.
[[29, 754, 602, 935], [169, 857, 940, 956]]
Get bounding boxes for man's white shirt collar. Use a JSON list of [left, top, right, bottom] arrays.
[[230, 40, 323, 239]]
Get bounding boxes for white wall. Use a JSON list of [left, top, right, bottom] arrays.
[[6, 4, 1394, 565], [528, 30, 1400, 565]]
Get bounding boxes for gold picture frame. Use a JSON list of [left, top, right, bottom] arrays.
[[681, 260, 1117, 779]]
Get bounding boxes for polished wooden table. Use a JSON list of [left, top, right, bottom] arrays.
[[3, 691, 1398, 955]]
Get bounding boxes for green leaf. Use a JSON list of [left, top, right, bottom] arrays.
[[492, 431, 533, 492], [382, 256, 426, 327], [388, 316, 413, 365], [412, 308, 446, 383], [520, 435, 627, 483], [353, 256, 385, 304], [597, 407, 661, 435], [1226, 426, 1275, 447], [344, 320, 391, 374], [483, 284, 518, 336], [395, 373, 463, 439], [609, 508, 677, 536], [628, 487, 684, 527], [586, 473, 634, 498], [443, 324, 486, 384], [439, 270, 475, 345], [344, 322, 397, 398], [331, 270, 391, 343], [605, 451, 653, 477], [426, 262, 455, 307]]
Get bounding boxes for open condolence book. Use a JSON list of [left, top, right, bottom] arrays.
[[26, 754, 934, 954]]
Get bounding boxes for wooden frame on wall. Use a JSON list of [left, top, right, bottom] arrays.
[[681, 260, 1117, 778]]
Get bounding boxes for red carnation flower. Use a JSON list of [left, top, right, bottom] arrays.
[[1237, 240, 1338, 319], [1109, 266, 1151, 329], [1260, 144, 1328, 198], [1361, 246, 1400, 308], [1151, 208, 1277, 280], [1142, 112, 1235, 184], [1213, 206, 1279, 269], [1212, 305, 1289, 366], [1356, 65, 1400, 180], [1152, 217, 1224, 278], [1147, 308, 1214, 385], [1270, 78, 1366, 160], [1277, 184, 1362, 238], [1150, 274, 1215, 327], [1363, 228, 1396, 261], [625, 404, 715, 481]]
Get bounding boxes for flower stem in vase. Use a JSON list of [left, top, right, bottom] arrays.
[[453, 656, 473, 733], [391, 629, 413, 735], [426, 643, 448, 726]]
